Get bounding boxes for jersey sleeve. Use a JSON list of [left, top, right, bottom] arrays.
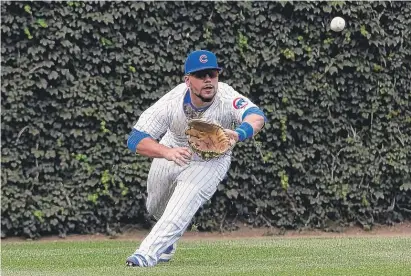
[[218, 83, 259, 124], [132, 86, 181, 140]]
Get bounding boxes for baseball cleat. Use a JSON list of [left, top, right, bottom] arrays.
[[125, 254, 145, 267], [158, 243, 177, 263]]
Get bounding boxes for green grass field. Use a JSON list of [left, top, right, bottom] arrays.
[[2, 236, 411, 276]]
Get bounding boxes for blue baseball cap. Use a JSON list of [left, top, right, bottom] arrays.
[[184, 50, 222, 75]]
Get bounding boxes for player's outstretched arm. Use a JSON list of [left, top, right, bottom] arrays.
[[242, 113, 265, 135], [135, 137, 191, 166], [225, 114, 265, 143]]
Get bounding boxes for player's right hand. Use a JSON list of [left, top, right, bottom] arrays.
[[164, 147, 192, 166]]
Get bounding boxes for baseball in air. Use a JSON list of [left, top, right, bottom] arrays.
[[330, 17, 345, 32]]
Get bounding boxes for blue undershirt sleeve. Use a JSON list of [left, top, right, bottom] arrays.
[[241, 107, 268, 122], [127, 128, 152, 153]]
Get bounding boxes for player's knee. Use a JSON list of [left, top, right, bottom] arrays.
[[199, 185, 218, 201], [146, 199, 163, 220], [146, 199, 155, 216]]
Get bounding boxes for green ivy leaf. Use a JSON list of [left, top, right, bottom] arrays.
[[37, 18, 48, 28], [48, 71, 59, 80], [328, 66, 338, 75], [24, 5, 32, 15]]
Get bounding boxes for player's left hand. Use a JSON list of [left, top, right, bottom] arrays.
[[224, 129, 239, 147]]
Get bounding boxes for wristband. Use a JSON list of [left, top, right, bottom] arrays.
[[235, 122, 254, 142]]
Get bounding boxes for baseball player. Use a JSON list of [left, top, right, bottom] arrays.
[[126, 50, 267, 267]]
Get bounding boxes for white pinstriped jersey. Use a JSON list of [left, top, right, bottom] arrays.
[[133, 82, 257, 149]]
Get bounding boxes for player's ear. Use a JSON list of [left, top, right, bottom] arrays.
[[184, 75, 190, 86]]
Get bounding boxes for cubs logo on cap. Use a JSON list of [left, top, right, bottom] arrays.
[[233, 97, 248, 109], [184, 50, 222, 74], [199, 55, 208, 63]]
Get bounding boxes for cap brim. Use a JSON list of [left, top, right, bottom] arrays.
[[186, 67, 222, 74]]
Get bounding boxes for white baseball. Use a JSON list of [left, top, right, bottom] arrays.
[[330, 17, 345, 32]]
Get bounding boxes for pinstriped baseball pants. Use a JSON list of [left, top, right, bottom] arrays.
[[133, 157, 230, 266]]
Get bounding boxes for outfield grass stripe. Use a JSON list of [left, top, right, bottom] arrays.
[[2, 237, 410, 276]]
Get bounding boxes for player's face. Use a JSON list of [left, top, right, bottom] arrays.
[[185, 69, 219, 102]]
